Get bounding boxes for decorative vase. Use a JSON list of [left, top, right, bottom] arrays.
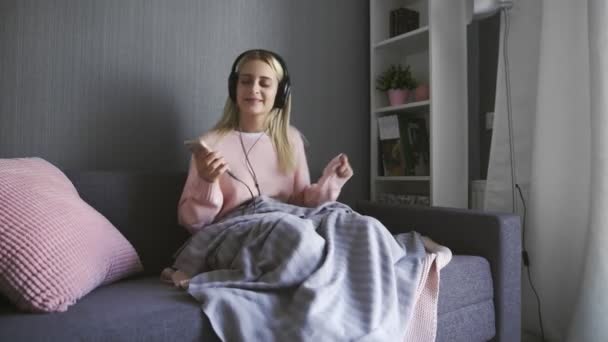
[[387, 89, 409, 106], [414, 84, 430, 101]]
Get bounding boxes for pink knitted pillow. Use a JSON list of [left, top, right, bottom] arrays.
[[0, 158, 143, 312]]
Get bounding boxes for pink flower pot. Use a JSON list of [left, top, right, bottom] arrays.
[[387, 89, 409, 106], [414, 84, 430, 101]]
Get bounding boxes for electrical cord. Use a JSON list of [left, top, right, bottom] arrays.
[[516, 184, 545, 340], [503, 9, 517, 214], [502, 9, 545, 341]]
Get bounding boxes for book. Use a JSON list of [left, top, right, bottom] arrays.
[[398, 116, 430, 176], [403, 8, 420, 32], [390, 10, 396, 37], [379, 139, 405, 176], [377, 193, 430, 206], [377, 115, 406, 176], [390, 8, 420, 37]]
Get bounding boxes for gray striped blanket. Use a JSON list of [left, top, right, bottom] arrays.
[[173, 196, 427, 342]]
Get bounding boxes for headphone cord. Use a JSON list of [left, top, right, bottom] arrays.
[[221, 132, 261, 213], [502, 9, 545, 341], [231, 129, 265, 215], [238, 130, 263, 197], [229, 172, 255, 201]]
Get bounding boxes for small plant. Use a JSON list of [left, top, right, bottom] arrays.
[[375, 64, 416, 91]]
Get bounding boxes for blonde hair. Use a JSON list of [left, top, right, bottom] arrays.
[[213, 50, 295, 173]]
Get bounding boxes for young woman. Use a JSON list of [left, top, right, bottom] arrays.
[[178, 49, 353, 233]]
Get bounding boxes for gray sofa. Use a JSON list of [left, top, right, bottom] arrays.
[[0, 171, 521, 341]]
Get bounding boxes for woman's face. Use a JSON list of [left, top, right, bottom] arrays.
[[236, 59, 279, 119]]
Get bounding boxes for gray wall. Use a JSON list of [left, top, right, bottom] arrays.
[[0, 0, 370, 205]]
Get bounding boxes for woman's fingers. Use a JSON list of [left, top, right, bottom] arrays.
[[211, 163, 229, 179], [207, 155, 225, 171], [331, 153, 352, 178], [195, 151, 228, 182], [203, 151, 220, 165], [337, 163, 353, 178]]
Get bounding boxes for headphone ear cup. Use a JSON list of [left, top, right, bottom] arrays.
[[228, 72, 238, 103], [282, 80, 291, 106], [274, 77, 291, 109], [274, 81, 285, 109]]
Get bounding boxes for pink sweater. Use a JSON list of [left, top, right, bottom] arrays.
[[178, 127, 348, 233]]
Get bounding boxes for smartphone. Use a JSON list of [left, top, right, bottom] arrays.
[[183, 139, 236, 179], [184, 139, 211, 154]]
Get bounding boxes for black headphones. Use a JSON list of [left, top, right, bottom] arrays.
[[228, 49, 291, 109]]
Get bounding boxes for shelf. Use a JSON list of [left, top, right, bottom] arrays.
[[375, 176, 430, 181], [370, 0, 469, 208], [374, 26, 429, 55], [374, 100, 430, 114]]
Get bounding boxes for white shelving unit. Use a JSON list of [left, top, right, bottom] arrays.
[[370, 0, 470, 208]]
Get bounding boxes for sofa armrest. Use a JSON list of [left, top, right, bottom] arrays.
[[356, 200, 521, 342]]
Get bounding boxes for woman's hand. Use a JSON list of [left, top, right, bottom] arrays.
[[298, 153, 354, 206], [335, 154, 354, 180], [193, 148, 229, 183], [322, 153, 354, 181]]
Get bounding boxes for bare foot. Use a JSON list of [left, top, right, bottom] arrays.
[[171, 269, 191, 289], [160, 268, 191, 289]]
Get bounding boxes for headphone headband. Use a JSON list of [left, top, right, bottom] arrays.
[[228, 49, 291, 109]]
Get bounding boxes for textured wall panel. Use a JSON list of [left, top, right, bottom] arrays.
[[0, 0, 369, 203]]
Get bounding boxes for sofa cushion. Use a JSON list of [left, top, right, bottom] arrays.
[[439, 255, 493, 314], [0, 158, 143, 312], [436, 255, 495, 341], [437, 299, 495, 342], [0, 277, 219, 342], [0, 256, 496, 342]]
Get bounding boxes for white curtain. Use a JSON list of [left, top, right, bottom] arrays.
[[484, 0, 608, 340], [566, 0, 608, 340]]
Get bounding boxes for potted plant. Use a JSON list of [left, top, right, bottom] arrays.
[[375, 64, 416, 106], [405, 76, 430, 102], [414, 81, 430, 101]]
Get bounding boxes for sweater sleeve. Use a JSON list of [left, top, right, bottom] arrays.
[[177, 156, 224, 234], [288, 129, 347, 207]]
